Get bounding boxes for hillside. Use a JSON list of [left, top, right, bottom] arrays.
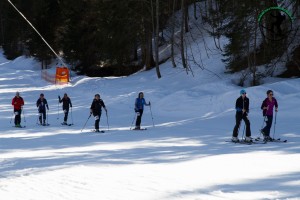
[[1, 37, 300, 200]]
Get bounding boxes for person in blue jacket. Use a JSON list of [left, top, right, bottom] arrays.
[[134, 92, 150, 130]]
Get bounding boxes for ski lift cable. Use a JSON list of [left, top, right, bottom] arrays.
[[7, 0, 67, 67]]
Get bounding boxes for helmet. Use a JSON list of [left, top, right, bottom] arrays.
[[240, 89, 246, 95]]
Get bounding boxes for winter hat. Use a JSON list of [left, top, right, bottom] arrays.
[[40, 93, 44, 97], [267, 90, 273, 95], [95, 94, 100, 97], [240, 89, 246, 95], [16, 91, 20, 96]]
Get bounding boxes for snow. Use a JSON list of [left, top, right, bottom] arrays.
[[1, 31, 300, 200]]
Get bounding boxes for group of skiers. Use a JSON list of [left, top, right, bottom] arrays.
[[12, 89, 278, 138], [232, 89, 278, 143], [11, 91, 150, 132]]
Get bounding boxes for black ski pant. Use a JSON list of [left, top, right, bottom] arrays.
[[262, 115, 273, 136], [94, 114, 101, 130], [232, 112, 251, 137], [14, 109, 22, 125], [63, 108, 69, 122], [39, 110, 46, 124], [135, 109, 144, 127]]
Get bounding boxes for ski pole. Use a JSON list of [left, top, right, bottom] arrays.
[[57, 99, 60, 120], [71, 106, 74, 125], [272, 111, 277, 139], [149, 103, 155, 127], [258, 115, 267, 140], [10, 112, 14, 124], [106, 111, 109, 131], [241, 122, 246, 141], [22, 107, 27, 126], [81, 114, 91, 132], [46, 109, 49, 125], [130, 112, 137, 130]]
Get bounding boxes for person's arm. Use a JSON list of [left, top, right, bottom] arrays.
[[21, 98, 24, 108], [101, 100, 107, 112], [90, 101, 94, 114], [12, 98, 15, 106], [134, 98, 138, 111], [144, 99, 150, 106], [36, 99, 40, 107], [69, 98, 72, 107], [275, 98, 278, 112], [45, 99, 49, 110]]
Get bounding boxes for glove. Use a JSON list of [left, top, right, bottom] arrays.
[[58, 95, 61, 99], [90, 109, 93, 114], [134, 108, 138, 112], [149, 101, 151, 105]]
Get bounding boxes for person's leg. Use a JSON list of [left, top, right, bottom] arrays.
[[39, 110, 42, 124], [14, 109, 18, 125], [94, 115, 100, 130], [243, 115, 251, 137], [16, 109, 22, 125], [232, 113, 242, 137], [264, 116, 273, 136], [43, 111, 46, 124], [64, 109, 69, 123], [135, 110, 143, 129]]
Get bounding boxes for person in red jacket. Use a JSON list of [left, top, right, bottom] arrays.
[[12, 91, 24, 127]]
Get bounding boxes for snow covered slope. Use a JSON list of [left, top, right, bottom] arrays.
[[0, 43, 300, 200]]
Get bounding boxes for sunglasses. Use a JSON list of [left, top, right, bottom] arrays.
[[242, 93, 246, 95]]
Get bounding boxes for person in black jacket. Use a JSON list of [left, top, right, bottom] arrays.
[[36, 93, 49, 125], [232, 89, 252, 142], [59, 93, 72, 125], [90, 94, 107, 132]]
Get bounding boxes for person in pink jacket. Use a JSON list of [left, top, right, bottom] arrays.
[[260, 90, 278, 141]]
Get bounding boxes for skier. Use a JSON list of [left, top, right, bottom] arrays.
[[260, 90, 278, 141], [12, 91, 24, 127], [36, 93, 49, 125], [90, 94, 107, 132], [134, 92, 150, 130], [58, 93, 72, 125], [232, 89, 252, 142]]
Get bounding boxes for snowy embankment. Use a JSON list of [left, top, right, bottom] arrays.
[[1, 39, 300, 200]]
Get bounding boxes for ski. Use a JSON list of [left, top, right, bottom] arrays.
[[37, 123, 50, 126], [61, 123, 73, 126], [12, 125, 26, 128], [132, 128, 147, 131], [255, 137, 287, 143], [91, 130, 105, 133], [225, 140, 252, 145], [226, 140, 267, 145]]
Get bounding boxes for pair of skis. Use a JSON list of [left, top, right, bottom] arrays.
[[89, 127, 147, 134]]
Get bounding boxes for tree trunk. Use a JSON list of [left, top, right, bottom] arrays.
[[180, 0, 187, 69], [154, 0, 161, 78], [145, 22, 155, 70], [193, 1, 197, 20], [184, 0, 189, 33], [171, 0, 177, 68]]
